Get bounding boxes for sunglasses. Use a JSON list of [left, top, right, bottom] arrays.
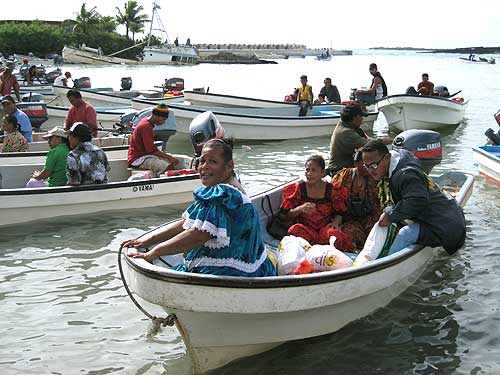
[[363, 154, 386, 170]]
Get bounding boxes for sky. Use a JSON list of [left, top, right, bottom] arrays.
[[2, 0, 499, 49]]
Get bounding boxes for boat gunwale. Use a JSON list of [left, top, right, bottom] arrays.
[[132, 99, 379, 121], [473, 145, 500, 162], [377, 94, 469, 107], [0, 172, 199, 196], [184, 91, 299, 106]]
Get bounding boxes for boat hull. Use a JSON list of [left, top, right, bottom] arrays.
[[0, 157, 200, 226], [132, 99, 377, 141], [62, 45, 136, 65], [472, 145, 500, 183], [377, 95, 467, 131]]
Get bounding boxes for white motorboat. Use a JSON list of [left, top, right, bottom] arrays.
[[377, 94, 468, 132], [472, 145, 500, 184], [0, 155, 199, 226], [52, 85, 184, 108], [132, 99, 377, 142], [120, 171, 474, 373], [183, 90, 304, 108], [141, 45, 199, 65], [45, 105, 136, 130]]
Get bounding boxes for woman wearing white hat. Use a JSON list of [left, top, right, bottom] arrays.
[[26, 126, 70, 188]]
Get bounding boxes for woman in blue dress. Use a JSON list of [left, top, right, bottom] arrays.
[[122, 138, 277, 277]]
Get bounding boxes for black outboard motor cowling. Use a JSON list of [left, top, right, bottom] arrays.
[[164, 77, 184, 92], [189, 111, 224, 157], [392, 129, 442, 174], [45, 68, 62, 83], [74, 77, 91, 89], [121, 77, 132, 91]]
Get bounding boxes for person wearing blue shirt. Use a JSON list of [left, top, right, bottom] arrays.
[[1, 95, 32, 142], [122, 137, 277, 277]]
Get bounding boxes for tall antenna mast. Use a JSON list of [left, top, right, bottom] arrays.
[[147, 1, 159, 48]]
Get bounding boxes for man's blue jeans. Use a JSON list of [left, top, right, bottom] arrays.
[[388, 223, 420, 255]]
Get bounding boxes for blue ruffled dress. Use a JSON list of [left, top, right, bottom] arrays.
[[173, 184, 277, 277]]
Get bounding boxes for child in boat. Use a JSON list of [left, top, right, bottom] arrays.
[[280, 155, 353, 251]]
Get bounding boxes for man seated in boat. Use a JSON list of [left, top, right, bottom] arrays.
[[1, 95, 32, 142], [127, 103, 178, 176], [361, 139, 466, 255], [417, 73, 434, 96], [279, 155, 353, 251], [122, 138, 277, 277], [66, 122, 110, 186], [319, 77, 341, 104], [284, 88, 299, 103], [64, 89, 98, 138], [26, 126, 70, 188], [331, 150, 382, 252], [355, 63, 387, 112]]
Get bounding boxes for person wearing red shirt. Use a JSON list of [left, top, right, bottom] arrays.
[[64, 89, 98, 137], [417, 73, 434, 96], [0, 63, 20, 101], [127, 104, 178, 175]]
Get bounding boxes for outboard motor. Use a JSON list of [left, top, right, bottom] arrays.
[[74, 76, 91, 89], [163, 77, 184, 96], [121, 77, 132, 91], [17, 101, 48, 131], [189, 111, 225, 158], [35, 64, 46, 76], [484, 109, 500, 145], [45, 68, 62, 83], [392, 129, 442, 174]]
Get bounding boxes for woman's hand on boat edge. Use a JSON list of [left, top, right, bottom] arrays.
[[127, 250, 156, 262]]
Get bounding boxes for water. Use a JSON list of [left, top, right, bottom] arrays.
[[2, 51, 500, 374]]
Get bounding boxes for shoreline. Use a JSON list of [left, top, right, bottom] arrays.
[[371, 46, 500, 54]]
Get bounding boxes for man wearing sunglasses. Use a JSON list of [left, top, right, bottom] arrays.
[[361, 139, 466, 256]]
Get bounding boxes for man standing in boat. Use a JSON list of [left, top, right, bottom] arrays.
[[296, 75, 314, 116], [127, 103, 178, 176], [0, 63, 21, 101], [361, 139, 466, 255], [64, 89, 98, 137]]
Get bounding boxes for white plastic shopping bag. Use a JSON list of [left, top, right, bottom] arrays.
[[277, 235, 311, 275], [353, 223, 388, 266], [306, 237, 354, 272]]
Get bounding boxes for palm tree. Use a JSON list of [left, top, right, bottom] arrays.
[[116, 0, 149, 40], [73, 3, 100, 34]]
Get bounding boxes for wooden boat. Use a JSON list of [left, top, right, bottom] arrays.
[[377, 94, 468, 132], [62, 45, 137, 65], [472, 145, 500, 184], [52, 85, 184, 108], [0, 155, 199, 226], [120, 171, 474, 373], [132, 98, 377, 142]]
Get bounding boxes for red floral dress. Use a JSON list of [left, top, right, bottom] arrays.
[[280, 181, 352, 251]]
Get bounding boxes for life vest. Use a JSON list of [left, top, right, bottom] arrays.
[[298, 84, 313, 102]]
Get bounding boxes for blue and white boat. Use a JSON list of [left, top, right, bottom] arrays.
[[472, 145, 500, 184]]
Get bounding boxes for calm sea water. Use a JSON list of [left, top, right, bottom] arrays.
[[1, 51, 500, 375]]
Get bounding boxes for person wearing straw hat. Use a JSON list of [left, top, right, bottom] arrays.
[[26, 126, 70, 188], [127, 103, 179, 176]]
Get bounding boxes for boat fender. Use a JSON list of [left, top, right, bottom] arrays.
[[451, 97, 464, 103], [341, 100, 356, 105]]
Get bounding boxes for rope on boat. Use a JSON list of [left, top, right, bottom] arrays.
[[118, 245, 177, 331]]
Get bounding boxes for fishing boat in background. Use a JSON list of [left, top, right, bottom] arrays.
[[62, 44, 138, 65], [459, 56, 495, 64], [120, 170, 474, 374], [377, 93, 468, 132], [139, 2, 199, 65]]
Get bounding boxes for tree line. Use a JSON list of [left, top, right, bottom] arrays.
[[0, 1, 155, 58]]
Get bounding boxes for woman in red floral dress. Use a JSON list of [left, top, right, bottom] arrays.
[[280, 155, 352, 251]]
